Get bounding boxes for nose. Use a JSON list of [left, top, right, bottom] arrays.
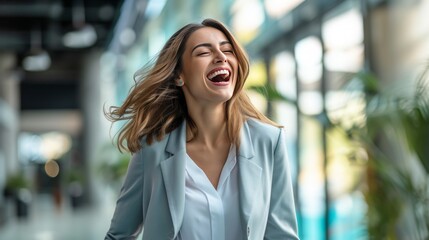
[[214, 50, 227, 63]]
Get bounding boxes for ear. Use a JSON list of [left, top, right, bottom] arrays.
[[178, 71, 184, 81], [175, 78, 184, 87], [175, 71, 185, 86]]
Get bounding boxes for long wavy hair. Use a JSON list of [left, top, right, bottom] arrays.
[[106, 18, 279, 153]]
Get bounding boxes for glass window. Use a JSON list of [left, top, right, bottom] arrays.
[[274, 102, 298, 182], [322, 8, 364, 73], [299, 115, 325, 239], [322, 6, 367, 239], [264, 0, 305, 19], [295, 36, 323, 116], [298, 91, 323, 116], [271, 51, 297, 100], [294, 36, 326, 238], [245, 60, 268, 114], [231, 0, 265, 43], [326, 127, 367, 239], [271, 50, 298, 181]]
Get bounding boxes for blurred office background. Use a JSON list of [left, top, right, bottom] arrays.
[[0, 0, 428, 239]]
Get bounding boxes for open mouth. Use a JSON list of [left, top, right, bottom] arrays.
[[207, 68, 231, 82]]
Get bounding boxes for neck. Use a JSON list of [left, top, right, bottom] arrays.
[[186, 104, 229, 148]]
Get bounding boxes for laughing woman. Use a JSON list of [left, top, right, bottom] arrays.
[[105, 18, 299, 240]]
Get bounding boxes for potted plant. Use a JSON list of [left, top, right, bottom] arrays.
[[65, 168, 85, 209], [4, 173, 32, 218], [97, 142, 131, 192]]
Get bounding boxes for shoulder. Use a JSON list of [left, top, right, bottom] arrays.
[[136, 120, 185, 158], [245, 118, 283, 142], [244, 118, 285, 153], [243, 118, 287, 163], [135, 134, 170, 161]]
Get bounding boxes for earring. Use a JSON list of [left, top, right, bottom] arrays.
[[175, 78, 184, 87]]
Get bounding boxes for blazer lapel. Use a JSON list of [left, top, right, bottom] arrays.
[[159, 120, 263, 236], [160, 121, 187, 236], [238, 121, 262, 229]]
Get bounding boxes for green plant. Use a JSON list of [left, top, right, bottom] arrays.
[[331, 69, 429, 239], [99, 153, 130, 183], [97, 142, 131, 187], [248, 83, 296, 104], [5, 173, 29, 191], [65, 168, 85, 184], [248, 66, 429, 239]]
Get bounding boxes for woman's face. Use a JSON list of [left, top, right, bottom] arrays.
[[179, 27, 238, 108]]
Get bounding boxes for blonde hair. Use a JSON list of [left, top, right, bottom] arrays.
[[106, 18, 279, 153]]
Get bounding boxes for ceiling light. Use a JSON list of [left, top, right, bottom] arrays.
[[22, 50, 51, 71], [62, 0, 97, 48], [22, 27, 51, 71], [63, 25, 97, 48]]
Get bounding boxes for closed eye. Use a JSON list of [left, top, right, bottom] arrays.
[[197, 52, 210, 56]]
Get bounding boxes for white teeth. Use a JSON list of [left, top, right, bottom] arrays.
[[208, 69, 229, 80]]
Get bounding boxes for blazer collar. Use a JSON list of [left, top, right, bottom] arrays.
[[165, 120, 187, 154], [165, 119, 255, 157], [237, 120, 262, 230], [237, 120, 255, 159], [160, 120, 262, 236], [161, 120, 187, 235]]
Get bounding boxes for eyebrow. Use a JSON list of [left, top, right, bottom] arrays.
[[191, 41, 232, 53]]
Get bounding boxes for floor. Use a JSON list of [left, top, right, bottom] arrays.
[[0, 189, 119, 240]]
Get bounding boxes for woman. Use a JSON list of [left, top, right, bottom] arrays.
[[105, 18, 299, 240]]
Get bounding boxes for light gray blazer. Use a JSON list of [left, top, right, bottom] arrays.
[[105, 118, 299, 240]]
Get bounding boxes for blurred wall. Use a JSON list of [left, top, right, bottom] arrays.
[[372, 0, 429, 88]]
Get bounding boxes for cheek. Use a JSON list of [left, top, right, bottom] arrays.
[[184, 61, 205, 79], [231, 58, 239, 73]]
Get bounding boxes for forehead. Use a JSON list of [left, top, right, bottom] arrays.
[[185, 27, 229, 48]]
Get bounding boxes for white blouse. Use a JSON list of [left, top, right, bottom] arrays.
[[178, 145, 243, 240]]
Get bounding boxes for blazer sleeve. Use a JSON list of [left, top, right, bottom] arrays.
[[105, 150, 144, 240], [264, 128, 300, 240]]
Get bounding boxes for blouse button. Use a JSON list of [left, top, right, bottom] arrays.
[[247, 226, 250, 238]]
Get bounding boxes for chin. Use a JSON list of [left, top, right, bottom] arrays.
[[215, 93, 234, 103]]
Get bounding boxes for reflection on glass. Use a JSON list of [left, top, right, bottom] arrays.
[[298, 91, 323, 115], [326, 114, 367, 239], [295, 36, 322, 91], [322, 7, 367, 238], [323, 8, 363, 50], [245, 60, 267, 87], [298, 63, 322, 84], [299, 115, 325, 239], [231, 0, 265, 43], [245, 60, 267, 113], [246, 90, 268, 114], [264, 0, 305, 19], [272, 51, 297, 100], [326, 91, 366, 129], [274, 102, 298, 181], [327, 128, 364, 198], [324, 45, 364, 72], [295, 36, 322, 67], [323, 8, 364, 72]]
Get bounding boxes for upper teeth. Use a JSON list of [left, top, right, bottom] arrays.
[[208, 69, 229, 80]]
